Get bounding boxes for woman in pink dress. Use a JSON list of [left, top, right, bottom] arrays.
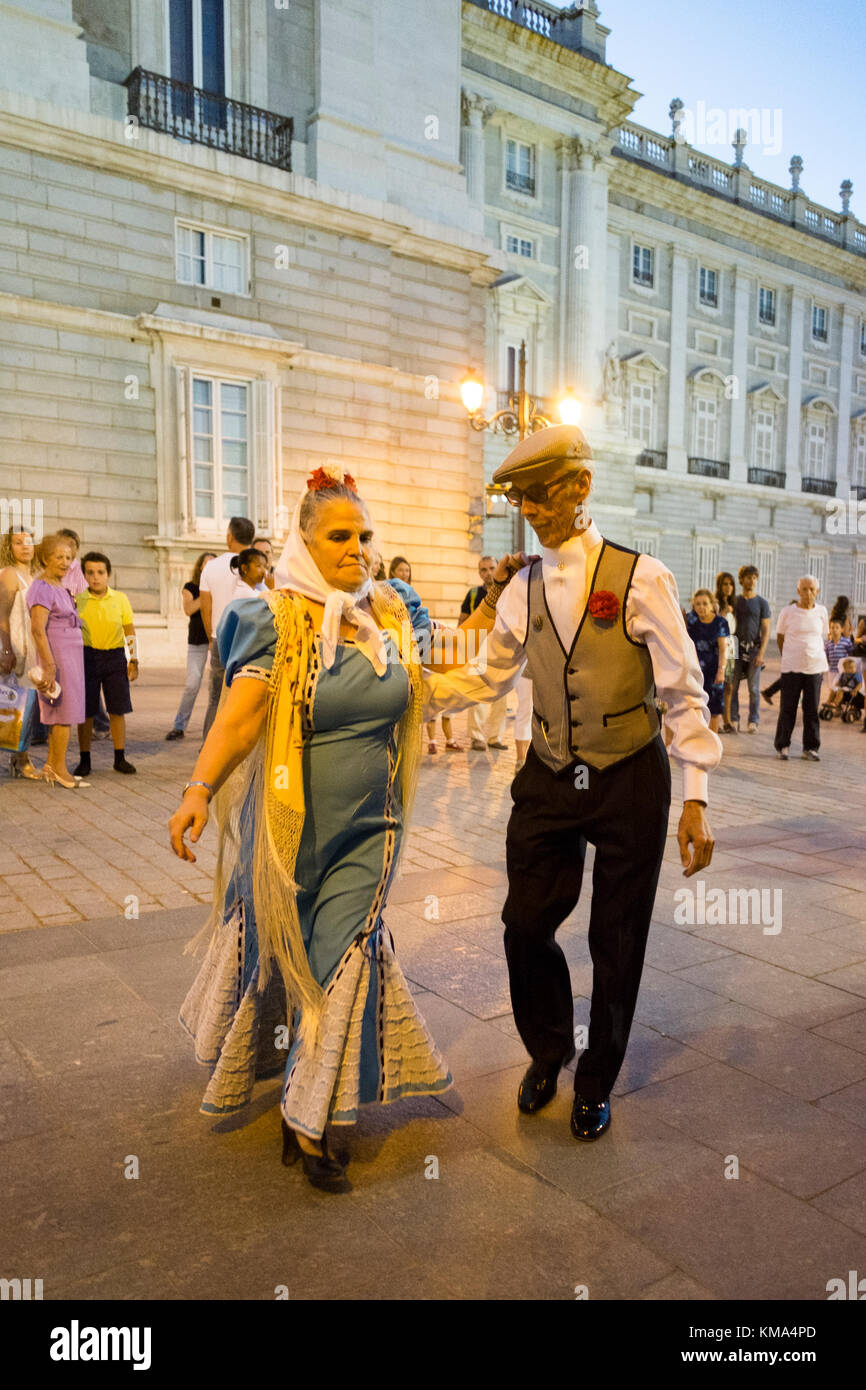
[[26, 533, 88, 789]]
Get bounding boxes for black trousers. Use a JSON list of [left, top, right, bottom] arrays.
[[774, 672, 822, 752], [502, 736, 671, 1103]]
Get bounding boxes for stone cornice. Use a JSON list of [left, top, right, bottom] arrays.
[[608, 165, 866, 293], [0, 91, 504, 283], [0, 290, 469, 399], [461, 2, 639, 132]]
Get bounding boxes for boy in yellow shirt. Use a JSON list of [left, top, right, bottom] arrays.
[[74, 552, 138, 775]]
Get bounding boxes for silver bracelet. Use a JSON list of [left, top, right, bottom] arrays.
[[183, 780, 214, 800]]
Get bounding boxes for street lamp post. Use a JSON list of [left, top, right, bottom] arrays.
[[460, 339, 581, 550]]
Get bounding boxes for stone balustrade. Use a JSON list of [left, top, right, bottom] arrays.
[[614, 119, 864, 256]]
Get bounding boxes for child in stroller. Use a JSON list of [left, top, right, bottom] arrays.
[[820, 657, 864, 723]]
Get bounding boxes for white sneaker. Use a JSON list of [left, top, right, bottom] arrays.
[[747, 722, 757, 733]]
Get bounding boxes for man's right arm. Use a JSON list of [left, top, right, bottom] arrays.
[[199, 589, 213, 642]]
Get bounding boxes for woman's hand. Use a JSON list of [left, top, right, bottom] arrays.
[[492, 552, 537, 585], [36, 662, 57, 694], [169, 789, 210, 863]]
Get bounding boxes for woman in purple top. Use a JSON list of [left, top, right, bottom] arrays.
[[26, 533, 88, 789]]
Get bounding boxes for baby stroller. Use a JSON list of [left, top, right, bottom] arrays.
[[819, 655, 864, 723]]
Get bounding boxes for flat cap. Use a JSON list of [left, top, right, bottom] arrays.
[[492, 424, 592, 489]]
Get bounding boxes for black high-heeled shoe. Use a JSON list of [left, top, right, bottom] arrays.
[[281, 1119, 348, 1191]]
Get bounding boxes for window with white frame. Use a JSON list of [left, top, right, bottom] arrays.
[[629, 381, 654, 446], [177, 222, 248, 294], [699, 266, 718, 307], [755, 546, 777, 602], [505, 233, 534, 258], [633, 534, 658, 557], [855, 559, 866, 607], [505, 139, 535, 196], [758, 286, 776, 326], [752, 410, 776, 470], [696, 541, 720, 592], [807, 551, 827, 598], [805, 418, 827, 477], [811, 303, 828, 342], [632, 243, 654, 288], [853, 426, 866, 487], [191, 375, 250, 522], [693, 396, 719, 457]]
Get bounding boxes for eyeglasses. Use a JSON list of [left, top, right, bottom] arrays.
[[504, 472, 575, 508]]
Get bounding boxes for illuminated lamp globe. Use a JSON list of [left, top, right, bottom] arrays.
[[557, 391, 582, 426], [460, 371, 485, 415]]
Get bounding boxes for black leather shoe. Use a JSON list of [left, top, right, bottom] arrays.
[[281, 1119, 349, 1191], [517, 1046, 576, 1114], [570, 1094, 611, 1141]]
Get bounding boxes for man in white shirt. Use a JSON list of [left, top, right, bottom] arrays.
[[425, 424, 720, 1142], [773, 576, 829, 762], [199, 516, 256, 741]]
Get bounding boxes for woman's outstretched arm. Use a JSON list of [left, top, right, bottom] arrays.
[[169, 677, 268, 862]]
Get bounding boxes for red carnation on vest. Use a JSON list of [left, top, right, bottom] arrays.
[[587, 589, 620, 621]]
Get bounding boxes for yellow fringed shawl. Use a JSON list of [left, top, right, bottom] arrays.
[[187, 582, 424, 1047]]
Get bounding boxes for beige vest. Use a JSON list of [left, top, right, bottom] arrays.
[[522, 539, 660, 773]]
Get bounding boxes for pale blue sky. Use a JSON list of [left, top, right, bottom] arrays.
[[548, 0, 864, 213]]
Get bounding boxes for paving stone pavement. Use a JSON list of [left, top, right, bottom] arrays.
[[1, 664, 866, 1300]]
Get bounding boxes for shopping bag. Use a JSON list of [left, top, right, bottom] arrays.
[[0, 676, 31, 752]]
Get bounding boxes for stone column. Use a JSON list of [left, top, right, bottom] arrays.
[[729, 268, 751, 484], [666, 246, 690, 473], [560, 137, 607, 409], [461, 92, 493, 202], [784, 290, 806, 491], [836, 306, 856, 497]]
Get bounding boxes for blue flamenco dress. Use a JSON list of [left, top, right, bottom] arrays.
[[179, 589, 452, 1139]]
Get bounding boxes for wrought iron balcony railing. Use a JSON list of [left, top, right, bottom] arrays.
[[801, 475, 836, 496], [124, 68, 293, 171], [637, 449, 668, 469], [853, 485, 866, 501], [748, 467, 786, 488], [688, 457, 730, 479], [505, 169, 535, 196]]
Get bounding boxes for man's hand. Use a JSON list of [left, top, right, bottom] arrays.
[[677, 800, 714, 877], [128, 659, 139, 683]]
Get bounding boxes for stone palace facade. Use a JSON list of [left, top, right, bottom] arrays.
[[1, 0, 865, 658]]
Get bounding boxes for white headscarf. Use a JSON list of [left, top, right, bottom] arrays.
[[273, 479, 389, 676]]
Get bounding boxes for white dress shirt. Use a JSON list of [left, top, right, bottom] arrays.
[[424, 521, 722, 804]]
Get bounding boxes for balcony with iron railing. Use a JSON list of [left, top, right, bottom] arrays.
[[465, 0, 608, 60], [505, 169, 536, 196], [853, 485, 866, 502], [636, 449, 668, 469], [801, 475, 837, 496], [124, 68, 293, 171], [614, 118, 866, 257], [688, 457, 730, 479], [748, 467, 786, 488]]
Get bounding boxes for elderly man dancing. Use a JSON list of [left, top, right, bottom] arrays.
[[425, 425, 721, 1141]]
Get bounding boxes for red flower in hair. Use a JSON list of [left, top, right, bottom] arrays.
[[587, 590, 620, 622], [308, 465, 358, 493]]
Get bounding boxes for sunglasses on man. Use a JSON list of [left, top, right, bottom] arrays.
[[504, 471, 577, 508]]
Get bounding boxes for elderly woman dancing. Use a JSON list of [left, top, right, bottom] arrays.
[[169, 467, 519, 1190]]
